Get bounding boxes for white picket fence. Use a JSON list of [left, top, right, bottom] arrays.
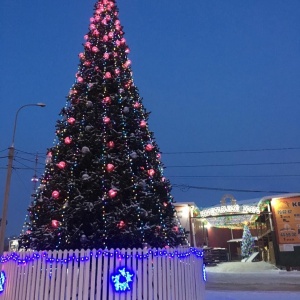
[[0, 247, 205, 300]]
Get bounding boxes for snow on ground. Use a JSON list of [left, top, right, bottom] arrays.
[[205, 261, 300, 300]]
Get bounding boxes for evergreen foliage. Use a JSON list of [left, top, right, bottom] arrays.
[[19, 0, 187, 251], [241, 225, 254, 258]]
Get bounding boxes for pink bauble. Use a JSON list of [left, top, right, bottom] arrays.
[[103, 35, 108, 42], [101, 19, 108, 25], [84, 61, 91, 66], [85, 42, 91, 49], [148, 169, 155, 177], [107, 141, 115, 149], [161, 177, 166, 182], [77, 76, 84, 83], [90, 17, 95, 23], [124, 60, 131, 68], [108, 189, 117, 198], [103, 52, 109, 59], [115, 68, 120, 75], [89, 24, 96, 30], [84, 35, 89, 40], [125, 48, 130, 54], [106, 163, 115, 172], [103, 116, 110, 124], [67, 117, 76, 124], [104, 72, 112, 79], [93, 29, 100, 36], [79, 53, 85, 59], [120, 38, 126, 44], [115, 20, 120, 25], [145, 144, 154, 151], [102, 96, 111, 104], [106, 15, 111, 21], [51, 220, 60, 228], [115, 40, 121, 46], [108, 32, 114, 39], [92, 46, 99, 53], [156, 153, 161, 159], [133, 102, 141, 109], [56, 161, 66, 169], [172, 226, 179, 233], [52, 190, 60, 199], [117, 220, 125, 228], [115, 25, 121, 31], [140, 120, 147, 128], [47, 151, 52, 157], [64, 137, 72, 144]]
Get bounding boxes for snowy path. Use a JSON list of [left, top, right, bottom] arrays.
[[205, 261, 300, 300]]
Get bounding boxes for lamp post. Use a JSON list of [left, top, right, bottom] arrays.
[[0, 103, 46, 259]]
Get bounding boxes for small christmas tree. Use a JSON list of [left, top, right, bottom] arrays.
[[241, 225, 254, 258], [19, 0, 187, 251]]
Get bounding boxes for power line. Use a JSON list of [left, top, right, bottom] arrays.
[[168, 161, 300, 168], [163, 146, 300, 155], [169, 174, 300, 178], [172, 184, 291, 194]]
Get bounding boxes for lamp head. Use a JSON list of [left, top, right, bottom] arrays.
[[36, 103, 46, 107]]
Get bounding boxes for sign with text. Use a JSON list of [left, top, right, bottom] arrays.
[[271, 197, 300, 244]]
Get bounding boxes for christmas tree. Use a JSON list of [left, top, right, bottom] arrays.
[[19, 0, 187, 251], [241, 225, 254, 258]]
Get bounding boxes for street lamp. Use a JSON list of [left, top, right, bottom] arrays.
[[0, 103, 46, 258]]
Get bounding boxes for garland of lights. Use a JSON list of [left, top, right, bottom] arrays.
[[0, 248, 203, 265]]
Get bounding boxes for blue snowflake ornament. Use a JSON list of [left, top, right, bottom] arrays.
[[111, 267, 134, 292], [0, 271, 6, 293]]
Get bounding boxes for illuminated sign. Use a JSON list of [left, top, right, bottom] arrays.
[[271, 197, 300, 245], [200, 204, 260, 218], [0, 271, 6, 293]]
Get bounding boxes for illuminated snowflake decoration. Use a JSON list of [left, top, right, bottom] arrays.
[[0, 271, 6, 293], [111, 267, 134, 292]]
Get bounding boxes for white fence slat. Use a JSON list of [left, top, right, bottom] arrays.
[[48, 250, 57, 300], [152, 248, 158, 300], [95, 249, 103, 299], [65, 249, 74, 300], [77, 249, 85, 300], [34, 251, 43, 300], [162, 251, 167, 300], [130, 248, 137, 300], [108, 248, 115, 300], [101, 249, 109, 300], [59, 249, 69, 299], [89, 249, 97, 300], [71, 249, 80, 300], [157, 249, 163, 300], [136, 248, 143, 300], [147, 248, 153, 300], [142, 247, 148, 300], [169, 249, 175, 300], [83, 249, 92, 299]]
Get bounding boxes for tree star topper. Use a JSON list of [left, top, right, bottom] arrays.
[[111, 267, 134, 292]]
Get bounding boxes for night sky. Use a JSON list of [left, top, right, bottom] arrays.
[[0, 0, 300, 237]]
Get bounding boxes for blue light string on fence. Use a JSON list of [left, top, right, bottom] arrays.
[[0, 247, 203, 265]]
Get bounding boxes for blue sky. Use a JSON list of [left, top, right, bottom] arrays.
[[1, 0, 300, 237]]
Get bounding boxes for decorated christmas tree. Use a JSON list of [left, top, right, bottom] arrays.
[[241, 225, 254, 258], [19, 0, 187, 251]]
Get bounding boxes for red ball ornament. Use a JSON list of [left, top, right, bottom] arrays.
[[103, 116, 110, 124], [108, 189, 117, 198], [106, 163, 115, 172], [108, 32, 114, 39], [121, 38, 126, 44], [103, 35, 109, 42], [95, 15, 101, 22], [145, 144, 154, 151], [52, 190, 60, 199], [123, 60, 131, 68], [125, 48, 130, 54], [107, 141, 115, 149], [77, 76, 84, 83], [115, 68, 120, 75], [51, 220, 60, 228], [56, 161, 66, 169], [47, 151, 52, 157], [140, 120, 147, 128], [103, 52, 109, 60], [93, 29, 100, 36], [148, 169, 155, 177], [84, 61, 91, 66], [102, 19, 108, 25], [78, 53, 85, 59], [106, 15, 111, 21], [67, 117, 76, 125], [115, 40, 121, 47], [115, 25, 121, 31], [92, 46, 99, 53], [85, 42, 91, 49], [64, 137, 72, 144], [89, 24, 96, 30], [84, 35, 89, 40], [133, 102, 141, 109], [117, 221, 125, 228], [104, 72, 112, 79], [115, 20, 120, 25], [90, 17, 95, 23], [161, 177, 166, 182], [102, 96, 111, 104], [172, 226, 179, 233]]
